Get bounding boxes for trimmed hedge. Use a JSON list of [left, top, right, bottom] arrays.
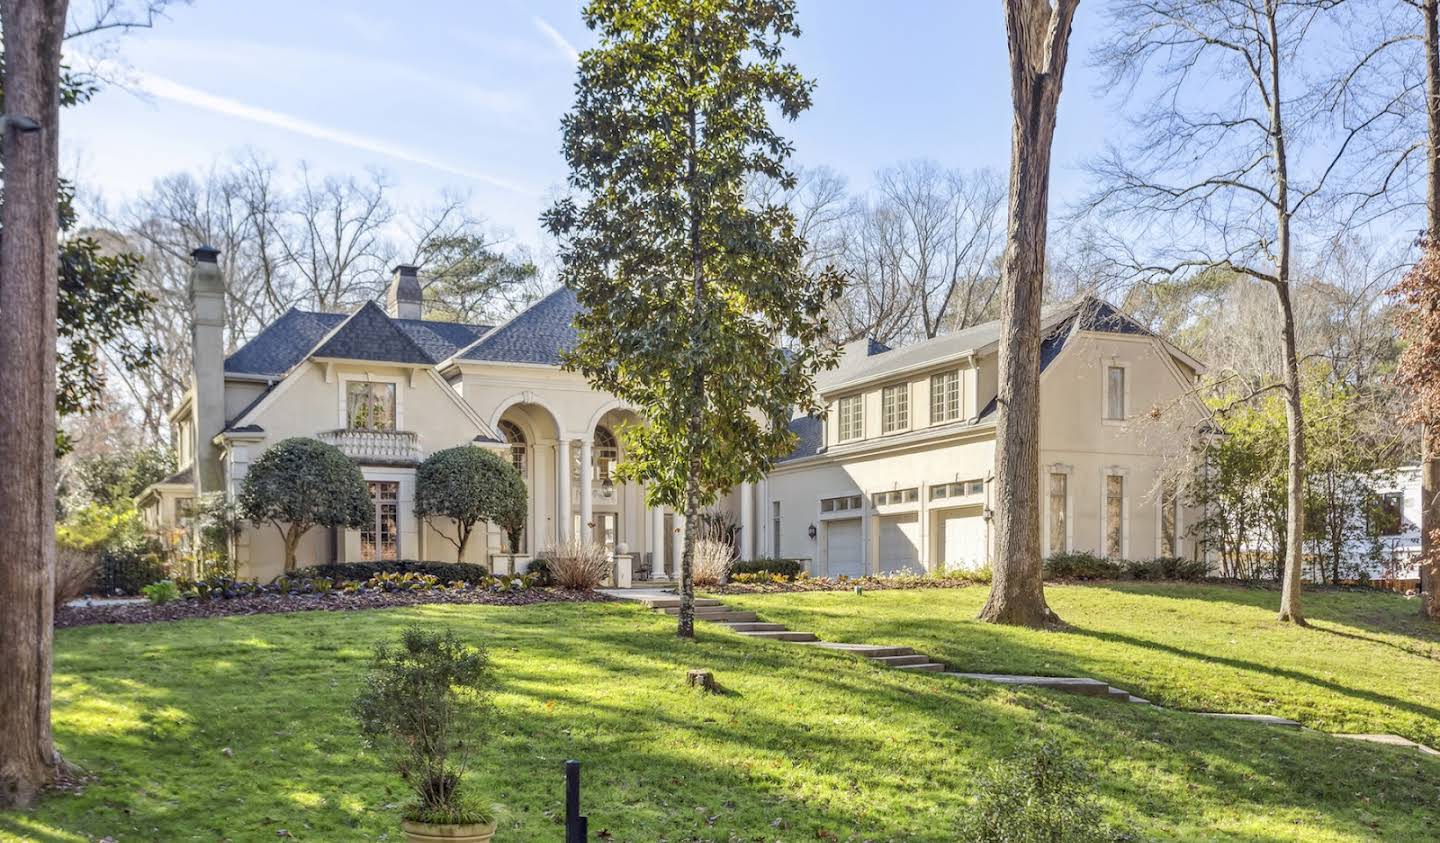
[[95, 545, 168, 595], [1043, 551, 1207, 582], [299, 560, 490, 585], [730, 557, 806, 581]]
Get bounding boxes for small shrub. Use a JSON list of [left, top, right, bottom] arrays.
[[961, 741, 1132, 842], [302, 560, 490, 585], [142, 579, 181, 605], [54, 546, 99, 607], [353, 627, 494, 827], [544, 538, 611, 590], [730, 557, 805, 580], [1045, 551, 1123, 581], [692, 525, 735, 586], [525, 558, 552, 587]]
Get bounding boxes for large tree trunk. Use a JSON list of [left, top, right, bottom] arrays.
[[0, 0, 71, 809], [1421, 0, 1440, 620], [978, 0, 1079, 628], [1267, 4, 1307, 626]]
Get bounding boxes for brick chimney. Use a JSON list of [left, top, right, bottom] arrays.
[[386, 264, 423, 319], [189, 245, 226, 495]]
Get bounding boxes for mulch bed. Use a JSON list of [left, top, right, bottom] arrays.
[[707, 576, 984, 595], [56, 587, 614, 629]]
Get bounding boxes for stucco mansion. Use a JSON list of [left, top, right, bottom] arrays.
[[139, 246, 1210, 583]]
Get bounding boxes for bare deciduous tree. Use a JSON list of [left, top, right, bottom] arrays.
[[978, 0, 1080, 628]]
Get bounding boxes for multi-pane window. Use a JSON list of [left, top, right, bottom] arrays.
[[931, 370, 961, 424], [873, 488, 919, 506], [1048, 473, 1067, 554], [594, 426, 619, 486], [930, 480, 984, 500], [347, 382, 397, 430], [772, 501, 782, 558], [1105, 475, 1124, 557], [1105, 366, 1126, 420], [1369, 492, 1404, 537], [361, 481, 400, 561], [498, 420, 527, 476], [1161, 483, 1178, 556], [820, 494, 863, 513], [837, 395, 864, 441], [882, 384, 909, 433]]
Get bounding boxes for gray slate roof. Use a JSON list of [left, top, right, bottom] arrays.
[[456, 287, 580, 365], [815, 295, 1153, 392], [224, 305, 491, 377]]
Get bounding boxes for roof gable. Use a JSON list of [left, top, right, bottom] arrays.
[[456, 287, 580, 366], [225, 309, 346, 377], [312, 301, 434, 365]]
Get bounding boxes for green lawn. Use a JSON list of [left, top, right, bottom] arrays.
[[0, 588, 1435, 841], [724, 582, 1440, 747]]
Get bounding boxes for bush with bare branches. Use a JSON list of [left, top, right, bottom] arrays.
[[543, 538, 611, 590], [692, 520, 736, 587], [54, 546, 98, 609]]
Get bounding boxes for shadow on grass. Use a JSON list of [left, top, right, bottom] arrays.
[[1, 600, 1436, 842]]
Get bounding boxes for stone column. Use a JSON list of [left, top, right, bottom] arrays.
[[740, 481, 755, 561], [557, 439, 572, 542], [671, 512, 686, 578], [579, 438, 594, 544], [651, 501, 666, 579]]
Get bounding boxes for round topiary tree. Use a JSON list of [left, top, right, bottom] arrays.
[[413, 446, 527, 560], [238, 437, 372, 572]]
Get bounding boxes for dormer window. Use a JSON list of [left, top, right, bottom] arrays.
[[881, 384, 909, 433], [931, 370, 961, 423], [347, 382, 397, 431]]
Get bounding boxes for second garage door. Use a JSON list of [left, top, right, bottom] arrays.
[[825, 519, 864, 578], [938, 509, 988, 571], [878, 513, 921, 574]]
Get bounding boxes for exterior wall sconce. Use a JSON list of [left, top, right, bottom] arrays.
[[982, 508, 994, 522], [807, 524, 817, 540]]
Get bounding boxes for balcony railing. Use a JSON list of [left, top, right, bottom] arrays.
[[318, 429, 421, 464]]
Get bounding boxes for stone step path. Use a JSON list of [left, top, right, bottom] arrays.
[[640, 597, 947, 673], [617, 590, 1440, 759]]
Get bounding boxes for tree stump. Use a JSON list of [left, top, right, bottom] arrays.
[[686, 669, 715, 692]]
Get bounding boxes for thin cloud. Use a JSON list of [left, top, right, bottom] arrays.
[[534, 17, 580, 64], [128, 67, 533, 195]]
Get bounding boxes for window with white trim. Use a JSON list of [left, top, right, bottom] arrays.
[[1105, 366, 1126, 420], [347, 381, 397, 431], [1105, 475, 1124, 557], [930, 480, 984, 500], [498, 420, 527, 476], [1161, 483, 1178, 556], [882, 384, 909, 433], [931, 370, 961, 423], [362, 481, 400, 561], [771, 501, 782, 557], [820, 494, 863, 513], [1048, 473, 1068, 554], [873, 488, 919, 506], [837, 395, 863, 441]]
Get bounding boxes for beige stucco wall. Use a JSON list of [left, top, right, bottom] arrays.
[[768, 331, 1207, 576]]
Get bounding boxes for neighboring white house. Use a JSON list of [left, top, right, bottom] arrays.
[[141, 245, 1212, 583], [1349, 465, 1424, 589]]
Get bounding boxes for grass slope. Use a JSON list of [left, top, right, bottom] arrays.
[[0, 589, 1432, 841], [724, 583, 1440, 747]]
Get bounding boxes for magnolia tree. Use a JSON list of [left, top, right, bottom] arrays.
[[544, 0, 843, 637], [413, 447, 527, 560], [238, 437, 371, 571]]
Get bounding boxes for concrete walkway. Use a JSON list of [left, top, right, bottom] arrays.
[[623, 590, 1439, 758]]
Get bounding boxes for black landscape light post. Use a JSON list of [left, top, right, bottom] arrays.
[[565, 759, 588, 842]]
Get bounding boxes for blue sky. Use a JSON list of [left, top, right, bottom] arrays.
[[63, 1, 1120, 250]]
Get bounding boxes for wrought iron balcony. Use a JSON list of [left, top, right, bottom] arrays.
[[318, 429, 421, 464]]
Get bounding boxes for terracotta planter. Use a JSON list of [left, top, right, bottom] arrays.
[[400, 819, 497, 843]]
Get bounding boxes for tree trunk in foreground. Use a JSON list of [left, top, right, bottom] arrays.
[[1420, 0, 1440, 621], [978, 0, 1079, 628], [0, 0, 71, 809]]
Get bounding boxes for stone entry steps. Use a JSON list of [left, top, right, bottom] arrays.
[[945, 672, 1151, 705], [641, 598, 947, 673]]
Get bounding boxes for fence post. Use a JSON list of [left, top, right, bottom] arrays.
[[565, 759, 587, 843]]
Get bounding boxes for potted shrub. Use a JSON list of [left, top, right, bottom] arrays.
[[353, 627, 497, 842]]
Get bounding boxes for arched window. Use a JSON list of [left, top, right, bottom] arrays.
[[499, 419, 526, 476], [594, 425, 619, 486]]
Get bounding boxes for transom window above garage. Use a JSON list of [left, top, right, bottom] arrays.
[[930, 479, 984, 500], [820, 494, 863, 513], [872, 488, 919, 506]]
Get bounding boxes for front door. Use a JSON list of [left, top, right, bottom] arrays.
[[592, 512, 618, 551]]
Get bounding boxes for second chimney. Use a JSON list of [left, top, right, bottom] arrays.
[[386, 265, 423, 320]]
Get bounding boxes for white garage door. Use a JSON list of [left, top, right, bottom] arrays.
[[825, 519, 864, 578], [939, 511, 988, 571], [878, 514, 921, 574]]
